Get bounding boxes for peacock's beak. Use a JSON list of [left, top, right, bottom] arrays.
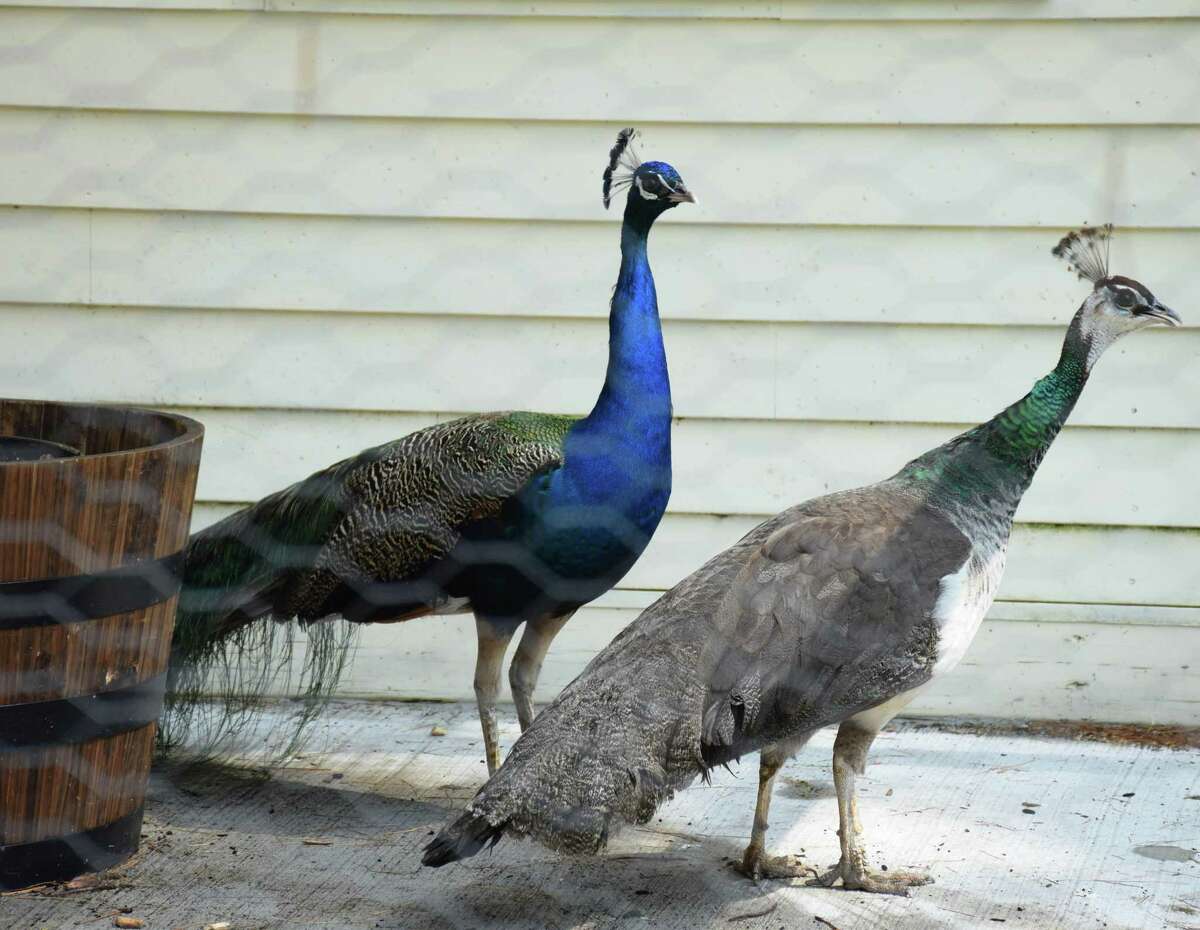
[[1140, 301, 1182, 326], [667, 188, 696, 205]]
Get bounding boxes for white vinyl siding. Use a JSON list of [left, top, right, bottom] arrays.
[[1, 3, 1197, 723]]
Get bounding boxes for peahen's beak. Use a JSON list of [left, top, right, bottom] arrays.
[[667, 187, 696, 205], [1140, 301, 1182, 326]]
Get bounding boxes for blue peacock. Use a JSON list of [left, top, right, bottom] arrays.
[[164, 128, 695, 770]]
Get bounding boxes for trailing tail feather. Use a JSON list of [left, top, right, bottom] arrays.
[[421, 810, 508, 867], [159, 460, 362, 757]]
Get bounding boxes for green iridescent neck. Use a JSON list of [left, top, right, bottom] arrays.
[[902, 315, 1092, 504], [980, 351, 1087, 474]]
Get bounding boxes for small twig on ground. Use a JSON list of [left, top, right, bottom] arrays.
[[61, 880, 133, 896], [727, 900, 777, 922], [814, 917, 842, 930], [936, 904, 985, 920], [0, 876, 132, 898], [0, 881, 57, 897]]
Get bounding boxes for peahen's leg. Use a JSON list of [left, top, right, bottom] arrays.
[[509, 611, 574, 731], [735, 743, 816, 882], [815, 720, 931, 896], [473, 616, 515, 776]]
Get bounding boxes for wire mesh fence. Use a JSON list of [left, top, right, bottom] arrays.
[[0, 3, 1197, 915]]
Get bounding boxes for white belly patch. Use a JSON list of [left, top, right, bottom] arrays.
[[850, 683, 931, 734], [930, 547, 1005, 677]]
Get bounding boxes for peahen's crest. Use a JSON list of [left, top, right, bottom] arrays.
[[602, 127, 642, 209], [1052, 224, 1112, 284]]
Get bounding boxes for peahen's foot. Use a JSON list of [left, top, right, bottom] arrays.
[[813, 856, 932, 896], [735, 848, 817, 884]]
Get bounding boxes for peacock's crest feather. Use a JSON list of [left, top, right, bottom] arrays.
[[1052, 223, 1112, 284], [602, 127, 642, 209]]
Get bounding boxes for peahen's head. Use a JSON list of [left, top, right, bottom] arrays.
[[602, 127, 694, 225], [1053, 225, 1180, 368]]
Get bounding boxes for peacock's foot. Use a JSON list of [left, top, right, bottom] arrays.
[[812, 857, 932, 897], [735, 848, 818, 884]]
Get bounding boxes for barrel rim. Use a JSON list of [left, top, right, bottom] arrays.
[[0, 397, 204, 466]]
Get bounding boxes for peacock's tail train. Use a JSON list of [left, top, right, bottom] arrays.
[[159, 462, 361, 759]]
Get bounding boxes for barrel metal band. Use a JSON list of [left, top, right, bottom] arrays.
[[0, 804, 144, 890], [0, 673, 167, 752], [0, 550, 183, 629]]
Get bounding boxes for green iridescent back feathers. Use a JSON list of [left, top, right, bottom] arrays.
[[161, 411, 575, 755]]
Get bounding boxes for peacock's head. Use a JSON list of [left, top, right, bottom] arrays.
[[1053, 225, 1180, 364], [602, 127, 695, 223]]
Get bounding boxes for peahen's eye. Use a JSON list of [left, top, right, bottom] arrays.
[[1108, 289, 1137, 312]]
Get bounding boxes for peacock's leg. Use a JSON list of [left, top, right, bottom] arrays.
[[815, 721, 931, 896], [473, 616, 515, 776], [737, 740, 816, 883], [509, 611, 575, 731]]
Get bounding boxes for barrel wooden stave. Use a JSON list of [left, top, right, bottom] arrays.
[[0, 603, 174, 705], [0, 727, 155, 846]]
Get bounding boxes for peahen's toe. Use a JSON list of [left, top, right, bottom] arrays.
[[809, 857, 932, 896], [735, 850, 817, 884]]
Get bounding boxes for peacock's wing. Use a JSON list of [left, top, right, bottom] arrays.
[[165, 411, 573, 755], [698, 486, 970, 767], [285, 410, 575, 619]]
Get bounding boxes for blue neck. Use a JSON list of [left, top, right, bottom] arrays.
[[559, 212, 672, 514]]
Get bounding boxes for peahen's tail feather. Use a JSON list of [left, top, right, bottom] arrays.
[[421, 809, 508, 867], [424, 605, 705, 864], [159, 462, 361, 758]]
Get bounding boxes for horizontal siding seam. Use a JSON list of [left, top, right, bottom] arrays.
[[4, 300, 1190, 336], [2, 204, 1193, 230], [5, 204, 1200, 236], [2, 102, 1199, 131]]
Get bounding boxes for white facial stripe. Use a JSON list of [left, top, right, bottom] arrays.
[[634, 176, 659, 201], [651, 171, 677, 193]]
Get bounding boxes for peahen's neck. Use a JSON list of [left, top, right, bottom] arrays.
[[978, 329, 1089, 483], [905, 312, 1093, 523], [561, 209, 672, 508]]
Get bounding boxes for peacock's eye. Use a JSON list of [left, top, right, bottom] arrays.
[[1113, 288, 1137, 310]]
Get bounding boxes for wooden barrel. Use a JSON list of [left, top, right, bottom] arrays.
[[0, 399, 203, 890]]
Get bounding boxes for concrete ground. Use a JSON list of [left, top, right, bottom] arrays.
[[7, 701, 1199, 930]]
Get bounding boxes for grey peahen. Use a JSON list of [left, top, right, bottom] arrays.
[[163, 128, 695, 771], [424, 226, 1180, 893]]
